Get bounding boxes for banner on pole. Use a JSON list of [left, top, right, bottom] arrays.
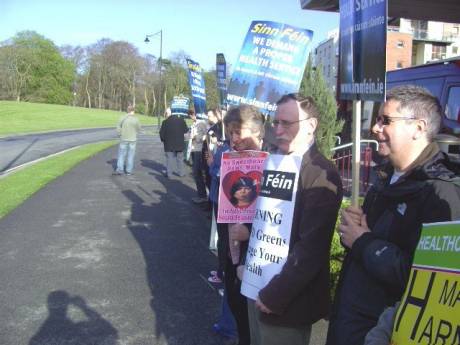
[[186, 58, 207, 119], [170, 95, 189, 117], [216, 53, 227, 107], [339, 0, 387, 101], [241, 154, 301, 300], [227, 21, 313, 116]]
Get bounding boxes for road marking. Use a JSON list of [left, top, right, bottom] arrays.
[[0, 145, 84, 178]]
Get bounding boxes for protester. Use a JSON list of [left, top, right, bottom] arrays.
[[222, 104, 265, 345], [113, 105, 141, 176], [189, 109, 209, 204], [208, 140, 231, 285], [203, 108, 224, 191], [326, 85, 460, 345], [247, 93, 342, 345], [161, 107, 172, 176], [206, 107, 226, 283], [159, 108, 188, 178]]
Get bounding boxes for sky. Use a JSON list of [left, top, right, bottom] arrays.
[[1, 0, 339, 71]]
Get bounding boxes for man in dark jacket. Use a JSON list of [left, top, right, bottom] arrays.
[[248, 94, 343, 345], [159, 111, 188, 178], [326, 85, 460, 345]]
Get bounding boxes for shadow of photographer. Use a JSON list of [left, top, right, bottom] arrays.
[[29, 290, 118, 345]]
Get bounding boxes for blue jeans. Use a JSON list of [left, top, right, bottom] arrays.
[[116, 141, 136, 173]]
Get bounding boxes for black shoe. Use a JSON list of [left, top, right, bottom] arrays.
[[112, 171, 123, 176]]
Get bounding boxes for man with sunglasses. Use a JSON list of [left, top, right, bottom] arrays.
[[326, 85, 460, 345], [248, 94, 343, 345]]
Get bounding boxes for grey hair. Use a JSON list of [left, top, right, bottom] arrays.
[[386, 85, 441, 141]]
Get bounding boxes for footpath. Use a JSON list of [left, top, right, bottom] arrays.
[[0, 133, 327, 345]]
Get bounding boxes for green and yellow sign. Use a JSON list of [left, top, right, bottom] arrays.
[[392, 221, 460, 345]]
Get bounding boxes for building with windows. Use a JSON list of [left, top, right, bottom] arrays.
[[313, 29, 339, 93], [313, 19, 460, 92], [389, 18, 460, 68]]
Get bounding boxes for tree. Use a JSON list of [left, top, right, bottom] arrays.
[[0, 43, 34, 101], [162, 54, 189, 114], [11, 31, 75, 104], [300, 55, 344, 158]]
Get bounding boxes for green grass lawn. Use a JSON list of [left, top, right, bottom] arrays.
[[0, 101, 156, 136], [0, 140, 116, 219]]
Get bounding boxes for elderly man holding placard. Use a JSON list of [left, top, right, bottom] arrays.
[[241, 94, 343, 345]]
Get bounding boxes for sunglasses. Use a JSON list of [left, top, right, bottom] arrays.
[[375, 114, 416, 126]]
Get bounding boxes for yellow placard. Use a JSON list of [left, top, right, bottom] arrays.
[[391, 268, 460, 345]]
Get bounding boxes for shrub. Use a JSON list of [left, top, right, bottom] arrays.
[[330, 199, 350, 299]]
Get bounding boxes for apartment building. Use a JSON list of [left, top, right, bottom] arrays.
[[314, 19, 460, 91], [313, 29, 339, 93]]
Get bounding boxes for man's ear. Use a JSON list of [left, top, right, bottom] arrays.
[[307, 117, 318, 135], [413, 118, 427, 140]]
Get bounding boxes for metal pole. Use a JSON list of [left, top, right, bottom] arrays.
[[158, 30, 163, 129], [351, 100, 362, 207]]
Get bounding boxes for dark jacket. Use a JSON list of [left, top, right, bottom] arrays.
[[258, 144, 343, 327], [159, 115, 188, 152], [327, 143, 460, 345]]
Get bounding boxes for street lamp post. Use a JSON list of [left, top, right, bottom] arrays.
[[145, 30, 163, 128]]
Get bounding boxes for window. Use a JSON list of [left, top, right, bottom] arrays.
[[453, 47, 458, 55], [445, 86, 460, 121], [432, 45, 446, 60], [396, 61, 403, 69], [397, 40, 405, 48]]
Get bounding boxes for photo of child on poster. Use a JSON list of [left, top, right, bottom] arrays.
[[229, 176, 258, 209], [217, 150, 268, 223]]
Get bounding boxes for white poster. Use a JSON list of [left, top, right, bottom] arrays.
[[241, 154, 302, 300]]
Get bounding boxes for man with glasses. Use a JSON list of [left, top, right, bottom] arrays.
[[248, 94, 343, 345], [326, 85, 460, 345]]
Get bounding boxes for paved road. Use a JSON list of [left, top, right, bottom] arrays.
[[0, 128, 120, 173], [0, 134, 328, 345]]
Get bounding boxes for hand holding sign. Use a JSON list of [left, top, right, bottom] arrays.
[[229, 223, 250, 242], [229, 223, 250, 265], [338, 210, 370, 249]]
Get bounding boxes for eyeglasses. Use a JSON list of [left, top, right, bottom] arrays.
[[271, 118, 309, 129], [375, 114, 416, 126]]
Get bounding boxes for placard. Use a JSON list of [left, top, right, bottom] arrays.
[[241, 154, 302, 300], [392, 221, 460, 345], [217, 150, 269, 224]]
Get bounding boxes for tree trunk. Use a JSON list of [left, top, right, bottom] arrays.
[[152, 88, 156, 116], [144, 88, 149, 116], [163, 88, 167, 118], [85, 72, 91, 108], [131, 71, 136, 107]]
